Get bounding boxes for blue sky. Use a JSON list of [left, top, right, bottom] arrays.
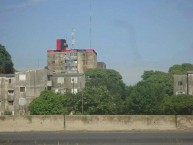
[[1, 0, 193, 85]]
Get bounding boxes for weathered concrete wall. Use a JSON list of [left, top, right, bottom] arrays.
[[0, 115, 193, 132], [0, 115, 64, 132], [177, 115, 193, 130], [65, 115, 177, 131], [14, 69, 47, 115]]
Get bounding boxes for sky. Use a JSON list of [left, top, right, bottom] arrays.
[[1, 0, 193, 85]]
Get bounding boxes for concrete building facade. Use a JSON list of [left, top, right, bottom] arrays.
[[0, 69, 85, 115], [97, 62, 106, 69], [0, 38, 104, 115], [47, 49, 97, 74], [48, 73, 85, 94], [47, 39, 100, 74], [14, 69, 47, 115], [0, 74, 15, 115], [174, 71, 193, 95]]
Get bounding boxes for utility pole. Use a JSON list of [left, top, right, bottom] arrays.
[[81, 92, 84, 114]]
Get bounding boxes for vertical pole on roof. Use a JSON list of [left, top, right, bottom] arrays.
[[89, 0, 92, 49], [187, 72, 189, 95]]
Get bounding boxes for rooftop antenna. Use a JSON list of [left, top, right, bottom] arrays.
[[89, 0, 92, 48], [71, 28, 76, 48]]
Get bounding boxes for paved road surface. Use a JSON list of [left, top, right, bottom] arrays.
[[0, 131, 193, 145]]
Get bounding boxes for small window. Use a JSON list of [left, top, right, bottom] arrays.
[[8, 101, 14, 106], [8, 90, 14, 95], [47, 86, 51, 90], [20, 87, 25, 92], [57, 77, 64, 84], [64, 66, 68, 70], [19, 74, 26, 81], [176, 91, 185, 95], [71, 89, 78, 94], [178, 81, 183, 86], [9, 79, 12, 84]]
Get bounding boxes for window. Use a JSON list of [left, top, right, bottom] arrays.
[[47, 86, 51, 90], [176, 91, 185, 95], [65, 66, 68, 70], [71, 89, 78, 94], [178, 81, 183, 86], [57, 77, 64, 84], [19, 74, 26, 81], [74, 60, 78, 63], [8, 101, 13, 106], [71, 77, 78, 83], [20, 87, 25, 92], [71, 66, 77, 70], [9, 79, 12, 84], [8, 90, 14, 95]]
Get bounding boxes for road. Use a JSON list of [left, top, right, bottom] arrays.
[[0, 131, 193, 145]]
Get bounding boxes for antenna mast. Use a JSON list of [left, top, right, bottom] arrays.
[[89, 0, 92, 48], [71, 28, 75, 48]]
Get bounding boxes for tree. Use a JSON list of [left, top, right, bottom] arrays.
[[169, 63, 193, 75], [85, 68, 126, 99], [125, 71, 173, 114], [0, 44, 14, 74], [143, 71, 173, 96], [125, 81, 166, 114], [161, 95, 193, 115], [71, 86, 124, 115], [28, 90, 65, 115]]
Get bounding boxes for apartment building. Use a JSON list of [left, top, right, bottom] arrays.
[[174, 71, 193, 95], [0, 74, 15, 115], [47, 39, 97, 74], [0, 68, 85, 115], [0, 38, 104, 115], [48, 73, 85, 94], [97, 62, 106, 69]]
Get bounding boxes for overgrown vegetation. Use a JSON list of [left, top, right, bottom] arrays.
[[28, 63, 193, 115]]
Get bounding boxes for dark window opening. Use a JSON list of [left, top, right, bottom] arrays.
[[20, 87, 25, 92], [8, 101, 14, 106], [47, 86, 51, 90], [178, 81, 183, 86], [8, 90, 14, 95], [9, 79, 11, 84]]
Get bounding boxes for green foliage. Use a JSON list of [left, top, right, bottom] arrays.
[[28, 90, 65, 115], [161, 95, 193, 115], [0, 44, 14, 74], [28, 63, 193, 115], [143, 71, 173, 96], [169, 63, 193, 75], [82, 86, 123, 115], [125, 81, 165, 114], [4, 110, 12, 115], [85, 68, 126, 99], [75, 68, 127, 115], [63, 86, 124, 115], [125, 71, 173, 114], [141, 70, 155, 80]]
